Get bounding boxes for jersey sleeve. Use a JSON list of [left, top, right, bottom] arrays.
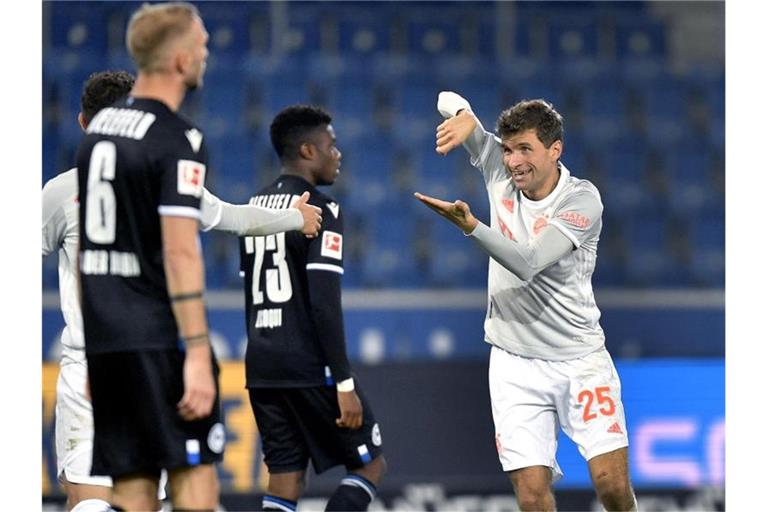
[[305, 198, 351, 382], [156, 128, 208, 219], [42, 172, 75, 257], [549, 186, 603, 249], [306, 199, 344, 275], [466, 125, 508, 185]]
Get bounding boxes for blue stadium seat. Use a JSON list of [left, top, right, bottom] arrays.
[[427, 217, 487, 288], [619, 57, 664, 88], [547, 17, 600, 60], [47, 1, 108, 55], [688, 216, 724, 287], [579, 79, 630, 143], [206, 133, 259, 205], [597, 140, 653, 216], [508, 77, 567, 116], [640, 75, 691, 146], [623, 216, 676, 286], [664, 145, 722, 217], [615, 18, 666, 59], [279, 4, 323, 56], [592, 250, 625, 287], [198, 65, 252, 138], [328, 81, 377, 119], [261, 79, 313, 120], [406, 12, 462, 57], [196, 2, 256, 56], [338, 13, 390, 56], [361, 213, 424, 288]]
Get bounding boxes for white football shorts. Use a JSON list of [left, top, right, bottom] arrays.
[[56, 360, 113, 487], [56, 360, 168, 499], [488, 345, 629, 481]]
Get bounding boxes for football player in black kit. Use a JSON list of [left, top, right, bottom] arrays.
[[240, 105, 387, 512], [77, 3, 220, 510]]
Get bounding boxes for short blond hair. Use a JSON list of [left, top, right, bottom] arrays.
[[126, 2, 200, 72]]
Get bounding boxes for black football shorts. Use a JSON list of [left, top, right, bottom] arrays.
[[87, 348, 224, 479], [248, 384, 383, 474]]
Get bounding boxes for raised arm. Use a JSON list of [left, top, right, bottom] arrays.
[[414, 192, 574, 282], [436, 91, 505, 180], [200, 189, 322, 237]]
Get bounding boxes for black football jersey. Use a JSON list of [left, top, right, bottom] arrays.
[[240, 175, 345, 387], [77, 97, 209, 354]]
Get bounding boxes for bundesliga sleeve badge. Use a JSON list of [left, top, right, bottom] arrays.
[[177, 160, 206, 197], [321, 231, 343, 260]]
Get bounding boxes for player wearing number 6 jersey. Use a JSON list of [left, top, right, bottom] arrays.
[[416, 92, 636, 511], [75, 4, 222, 510], [240, 105, 386, 512]]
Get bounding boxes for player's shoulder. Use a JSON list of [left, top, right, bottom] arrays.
[[42, 168, 77, 202], [309, 188, 343, 224], [128, 97, 204, 146], [562, 164, 601, 202]]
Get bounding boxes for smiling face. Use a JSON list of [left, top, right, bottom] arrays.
[[501, 128, 562, 201], [496, 99, 565, 201]]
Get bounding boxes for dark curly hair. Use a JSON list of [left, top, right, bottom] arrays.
[[270, 105, 332, 161], [496, 99, 564, 148], [80, 70, 135, 125]]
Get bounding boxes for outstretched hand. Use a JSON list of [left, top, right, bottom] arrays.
[[414, 192, 478, 234], [294, 191, 322, 238], [435, 110, 478, 155]]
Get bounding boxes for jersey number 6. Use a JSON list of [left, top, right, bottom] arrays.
[[578, 386, 616, 422], [245, 232, 293, 304], [84, 141, 117, 244]]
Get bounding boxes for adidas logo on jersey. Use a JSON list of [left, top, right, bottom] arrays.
[[607, 422, 623, 434]]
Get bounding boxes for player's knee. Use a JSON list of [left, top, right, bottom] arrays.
[[366, 455, 387, 482], [594, 473, 633, 509], [516, 490, 551, 512], [512, 477, 553, 511]]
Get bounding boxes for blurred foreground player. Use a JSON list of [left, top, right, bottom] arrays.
[[413, 92, 636, 511], [78, 4, 222, 510], [43, 68, 320, 511], [240, 105, 387, 512]]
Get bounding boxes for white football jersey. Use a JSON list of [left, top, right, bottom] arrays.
[[42, 169, 84, 364], [470, 130, 605, 360], [42, 170, 224, 363]]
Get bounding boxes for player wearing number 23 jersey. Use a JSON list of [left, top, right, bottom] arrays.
[[239, 105, 385, 512]]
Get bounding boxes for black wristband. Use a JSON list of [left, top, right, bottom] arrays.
[[170, 291, 203, 302]]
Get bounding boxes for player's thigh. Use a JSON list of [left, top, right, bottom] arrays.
[[488, 347, 561, 476], [56, 361, 113, 488], [249, 387, 311, 473], [168, 464, 219, 509], [557, 348, 629, 461], [291, 386, 384, 475]]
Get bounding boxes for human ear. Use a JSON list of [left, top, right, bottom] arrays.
[[299, 142, 315, 160]]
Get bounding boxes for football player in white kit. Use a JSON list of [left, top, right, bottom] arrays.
[[42, 71, 321, 512], [414, 92, 636, 511]]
